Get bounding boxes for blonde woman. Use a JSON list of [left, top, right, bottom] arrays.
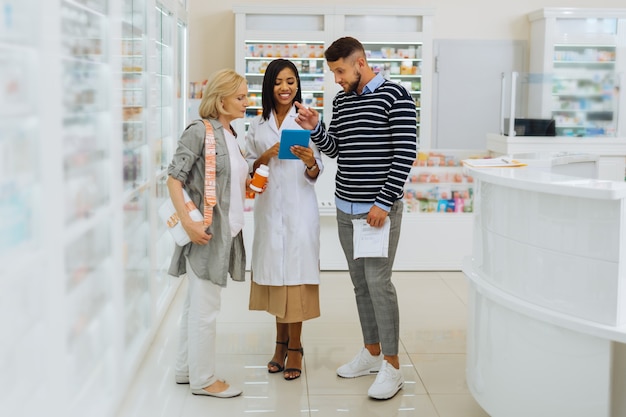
[[167, 69, 250, 398]]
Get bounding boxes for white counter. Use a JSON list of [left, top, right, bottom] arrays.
[[463, 165, 626, 417], [469, 165, 626, 200], [486, 133, 626, 181]]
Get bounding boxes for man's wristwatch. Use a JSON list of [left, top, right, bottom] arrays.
[[306, 163, 317, 171]]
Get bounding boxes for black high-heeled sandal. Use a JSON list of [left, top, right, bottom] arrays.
[[267, 340, 288, 373], [284, 347, 304, 381]]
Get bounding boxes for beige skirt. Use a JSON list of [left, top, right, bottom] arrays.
[[249, 280, 320, 323]]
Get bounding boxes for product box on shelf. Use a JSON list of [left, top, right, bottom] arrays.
[[404, 151, 487, 214]]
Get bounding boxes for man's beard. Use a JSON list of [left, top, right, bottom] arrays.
[[345, 70, 361, 93]]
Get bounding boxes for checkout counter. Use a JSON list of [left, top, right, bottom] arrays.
[[463, 154, 626, 417]]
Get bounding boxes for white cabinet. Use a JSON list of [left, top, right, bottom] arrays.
[[234, 6, 476, 271], [0, 1, 188, 416], [487, 133, 626, 181], [333, 6, 433, 147], [527, 8, 626, 137], [233, 5, 336, 140], [233, 5, 434, 146], [396, 150, 479, 270], [244, 42, 327, 127], [405, 153, 476, 214]]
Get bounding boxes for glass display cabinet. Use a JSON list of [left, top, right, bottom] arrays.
[[528, 8, 626, 137], [1, 0, 189, 416]]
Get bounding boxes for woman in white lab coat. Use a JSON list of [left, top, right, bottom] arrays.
[[245, 59, 323, 381]]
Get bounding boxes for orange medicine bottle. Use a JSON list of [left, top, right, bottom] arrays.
[[249, 164, 269, 192]]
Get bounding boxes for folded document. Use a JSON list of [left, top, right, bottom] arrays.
[[352, 218, 390, 259]]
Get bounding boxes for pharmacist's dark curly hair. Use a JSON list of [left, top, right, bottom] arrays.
[[261, 59, 303, 121], [324, 36, 365, 62]]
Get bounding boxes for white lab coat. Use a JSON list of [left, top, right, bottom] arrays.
[[245, 106, 323, 286]]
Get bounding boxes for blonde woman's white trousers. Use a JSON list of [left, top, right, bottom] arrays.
[[175, 258, 222, 389]]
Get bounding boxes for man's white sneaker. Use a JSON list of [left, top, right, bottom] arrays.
[[367, 360, 404, 400], [337, 347, 383, 378]]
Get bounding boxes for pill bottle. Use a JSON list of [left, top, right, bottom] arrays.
[[249, 164, 269, 192]]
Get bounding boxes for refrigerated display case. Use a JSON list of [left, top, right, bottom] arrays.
[[60, 1, 117, 414], [1, 1, 188, 416], [120, 0, 187, 377], [152, 4, 175, 173], [151, 3, 181, 312], [176, 20, 187, 136], [528, 8, 626, 137], [0, 1, 46, 416], [122, 0, 148, 190], [121, 0, 153, 379]]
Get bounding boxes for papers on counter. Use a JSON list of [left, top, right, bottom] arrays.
[[352, 218, 390, 259], [461, 157, 527, 168]]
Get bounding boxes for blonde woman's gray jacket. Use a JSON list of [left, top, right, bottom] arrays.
[[167, 118, 246, 286]]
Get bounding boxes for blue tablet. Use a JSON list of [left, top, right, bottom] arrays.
[[278, 129, 311, 159]]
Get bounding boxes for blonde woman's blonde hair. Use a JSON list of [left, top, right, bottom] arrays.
[[198, 69, 246, 119]]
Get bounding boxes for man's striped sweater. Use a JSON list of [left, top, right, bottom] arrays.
[[311, 80, 418, 209]]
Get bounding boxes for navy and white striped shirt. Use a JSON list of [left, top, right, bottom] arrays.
[[311, 78, 418, 210]]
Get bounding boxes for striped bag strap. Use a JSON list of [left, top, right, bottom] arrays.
[[202, 119, 216, 226]]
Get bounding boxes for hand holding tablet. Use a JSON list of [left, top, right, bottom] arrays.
[[278, 129, 311, 159]]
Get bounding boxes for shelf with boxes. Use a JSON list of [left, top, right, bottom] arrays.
[[121, 13, 148, 190], [528, 8, 626, 138], [403, 151, 479, 214], [363, 42, 423, 136], [61, 0, 112, 227], [551, 44, 617, 137], [244, 41, 326, 127], [233, 4, 434, 144], [59, 0, 117, 413], [391, 150, 484, 270], [120, 0, 153, 382]]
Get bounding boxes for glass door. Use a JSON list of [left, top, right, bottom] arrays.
[[121, 0, 151, 369], [60, 0, 115, 412], [0, 0, 44, 414], [176, 20, 187, 137], [122, 0, 148, 189], [552, 44, 618, 136], [152, 3, 175, 308], [152, 3, 173, 174]]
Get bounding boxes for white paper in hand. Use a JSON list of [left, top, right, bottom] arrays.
[[352, 217, 390, 259]]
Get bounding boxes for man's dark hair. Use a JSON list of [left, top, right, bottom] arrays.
[[324, 36, 365, 62]]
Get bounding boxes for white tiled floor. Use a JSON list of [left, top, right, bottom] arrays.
[[116, 271, 489, 417]]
